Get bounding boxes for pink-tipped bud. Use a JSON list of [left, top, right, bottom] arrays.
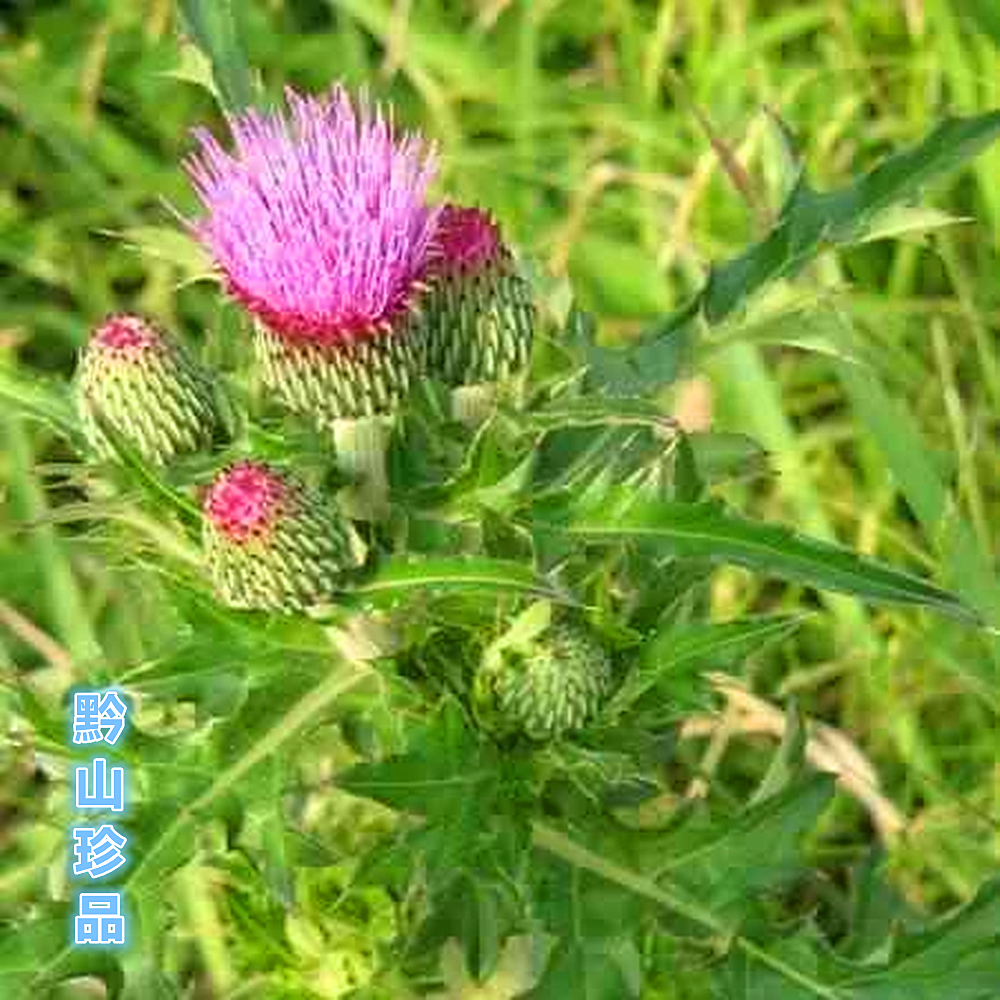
[[76, 313, 221, 466], [202, 461, 364, 612], [423, 205, 535, 386]]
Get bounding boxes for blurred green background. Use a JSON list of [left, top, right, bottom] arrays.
[[2, 0, 999, 944]]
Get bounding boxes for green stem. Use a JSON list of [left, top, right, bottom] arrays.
[[451, 383, 497, 426], [2, 416, 100, 667], [333, 415, 392, 520]]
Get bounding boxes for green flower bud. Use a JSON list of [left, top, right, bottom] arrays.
[[424, 206, 534, 386], [76, 313, 221, 466], [475, 612, 611, 741], [202, 461, 365, 612]]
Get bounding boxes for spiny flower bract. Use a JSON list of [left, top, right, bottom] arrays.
[[424, 204, 535, 386], [202, 460, 364, 612], [475, 620, 612, 741], [185, 85, 440, 422], [76, 313, 221, 466]]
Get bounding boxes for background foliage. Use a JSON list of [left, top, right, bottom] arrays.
[[2, 1, 1000, 997]]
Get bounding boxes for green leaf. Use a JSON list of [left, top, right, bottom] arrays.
[[547, 490, 979, 624], [176, 0, 256, 111], [346, 556, 573, 605], [531, 936, 641, 1000], [702, 112, 1000, 324], [340, 702, 515, 909], [751, 701, 809, 804], [853, 205, 970, 243], [531, 864, 643, 1000], [645, 776, 837, 918], [337, 700, 498, 820], [582, 302, 697, 396], [720, 876, 1000, 999], [606, 615, 806, 717], [589, 112, 1000, 396]]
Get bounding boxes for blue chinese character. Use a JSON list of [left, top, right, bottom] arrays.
[[73, 825, 128, 879], [73, 690, 128, 745], [75, 892, 125, 945], [97, 691, 127, 745], [75, 758, 125, 813], [73, 692, 102, 745]]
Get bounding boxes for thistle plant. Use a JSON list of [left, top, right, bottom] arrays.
[[185, 85, 439, 511], [76, 313, 220, 465], [10, 18, 1000, 1000]]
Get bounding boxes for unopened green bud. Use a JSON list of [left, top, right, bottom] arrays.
[[77, 313, 220, 466], [475, 613, 611, 741], [423, 206, 534, 386]]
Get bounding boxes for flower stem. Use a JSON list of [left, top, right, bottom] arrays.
[[333, 415, 391, 520], [451, 383, 497, 426]]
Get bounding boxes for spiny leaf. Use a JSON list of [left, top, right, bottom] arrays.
[[648, 775, 837, 917], [720, 876, 1000, 999], [702, 112, 1000, 324], [544, 490, 979, 624], [606, 615, 806, 717], [337, 700, 497, 817], [587, 111, 1000, 394]]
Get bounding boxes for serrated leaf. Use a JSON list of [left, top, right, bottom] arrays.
[[337, 700, 499, 820], [646, 776, 836, 917], [606, 615, 806, 717], [532, 864, 644, 1000], [547, 490, 978, 624], [588, 112, 1000, 396], [702, 113, 1000, 324], [530, 938, 641, 1000], [720, 877, 1000, 999], [581, 301, 697, 396]]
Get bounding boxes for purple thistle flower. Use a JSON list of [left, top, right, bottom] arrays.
[[185, 85, 440, 349]]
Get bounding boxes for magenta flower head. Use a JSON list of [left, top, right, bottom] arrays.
[[76, 313, 221, 466], [202, 460, 365, 611], [424, 204, 535, 387], [185, 85, 440, 425]]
